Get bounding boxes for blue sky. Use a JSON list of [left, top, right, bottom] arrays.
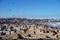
[[0, 0, 60, 19]]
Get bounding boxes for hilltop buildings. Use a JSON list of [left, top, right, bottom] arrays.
[[0, 18, 60, 40]]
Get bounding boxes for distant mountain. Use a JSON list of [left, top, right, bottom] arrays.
[[46, 22, 60, 28]]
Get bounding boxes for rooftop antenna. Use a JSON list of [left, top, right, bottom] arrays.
[[13, 15, 15, 18], [13, 15, 17, 22]]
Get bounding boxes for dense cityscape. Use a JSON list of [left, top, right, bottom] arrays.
[[0, 18, 60, 40], [0, 0, 60, 40]]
